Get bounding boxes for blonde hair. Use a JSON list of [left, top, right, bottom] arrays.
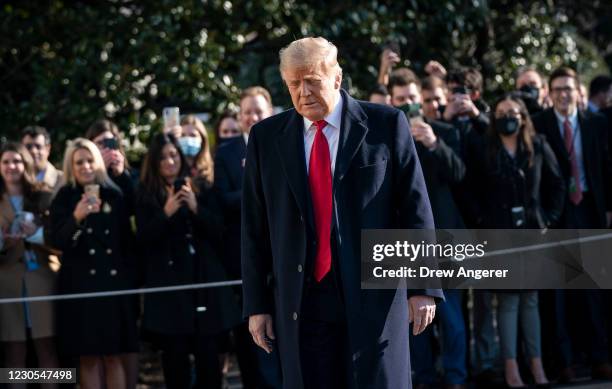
[[279, 37, 342, 77], [179, 115, 214, 187], [62, 137, 120, 192]]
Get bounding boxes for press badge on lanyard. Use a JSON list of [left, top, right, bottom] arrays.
[[24, 249, 40, 271]]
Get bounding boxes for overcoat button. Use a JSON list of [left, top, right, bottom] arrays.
[[89, 249, 95, 255], [297, 264, 303, 272], [292, 312, 298, 320], [168, 260, 174, 266], [89, 269, 96, 275], [110, 269, 117, 276], [106, 248, 112, 255], [86, 228, 93, 234]]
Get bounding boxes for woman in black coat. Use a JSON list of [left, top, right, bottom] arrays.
[[136, 133, 240, 389], [47, 138, 138, 389], [468, 94, 565, 388]]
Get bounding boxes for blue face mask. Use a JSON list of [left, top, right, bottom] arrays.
[[178, 137, 202, 157]]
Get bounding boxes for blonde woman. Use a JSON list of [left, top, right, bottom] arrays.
[[47, 138, 137, 389], [179, 115, 214, 190]]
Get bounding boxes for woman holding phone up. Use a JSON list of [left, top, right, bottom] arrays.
[[136, 133, 239, 389], [47, 138, 137, 389]]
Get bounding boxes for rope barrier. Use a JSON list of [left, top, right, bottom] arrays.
[[0, 279, 242, 305]]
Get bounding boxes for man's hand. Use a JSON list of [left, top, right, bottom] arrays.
[[377, 48, 401, 85], [424, 60, 447, 79], [408, 295, 436, 335], [249, 314, 275, 354], [411, 121, 437, 149]]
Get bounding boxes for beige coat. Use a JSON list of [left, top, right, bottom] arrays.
[[0, 191, 58, 341], [40, 163, 64, 195]]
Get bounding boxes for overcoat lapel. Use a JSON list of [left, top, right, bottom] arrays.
[[276, 111, 315, 233]]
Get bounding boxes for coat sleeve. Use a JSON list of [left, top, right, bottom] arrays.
[[214, 150, 242, 211], [431, 137, 466, 184], [134, 194, 170, 243], [241, 127, 274, 317], [392, 111, 445, 301], [539, 139, 566, 227], [46, 187, 83, 251], [191, 189, 224, 243]]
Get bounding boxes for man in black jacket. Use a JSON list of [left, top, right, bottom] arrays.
[[532, 66, 612, 383], [214, 86, 282, 389], [388, 72, 468, 389]]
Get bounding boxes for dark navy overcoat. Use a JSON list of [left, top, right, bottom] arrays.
[[241, 90, 444, 389]]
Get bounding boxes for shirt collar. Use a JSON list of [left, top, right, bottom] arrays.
[[303, 92, 343, 133], [242, 131, 249, 146], [554, 107, 578, 129]]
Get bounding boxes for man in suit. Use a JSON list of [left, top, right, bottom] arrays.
[[242, 37, 443, 389], [214, 86, 283, 389], [21, 126, 64, 193], [532, 66, 612, 382], [388, 72, 467, 389]]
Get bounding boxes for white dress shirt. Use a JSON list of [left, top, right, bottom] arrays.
[[554, 109, 588, 191], [303, 93, 342, 177]]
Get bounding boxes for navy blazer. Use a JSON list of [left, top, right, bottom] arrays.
[[241, 90, 443, 389], [214, 136, 247, 279]]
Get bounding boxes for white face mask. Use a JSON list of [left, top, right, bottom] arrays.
[[178, 137, 202, 157]]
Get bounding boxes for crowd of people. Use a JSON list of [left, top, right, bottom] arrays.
[[1, 43, 612, 389]]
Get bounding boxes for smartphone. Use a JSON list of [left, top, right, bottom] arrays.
[[451, 86, 470, 96], [84, 184, 100, 204], [101, 138, 119, 150], [173, 177, 186, 193], [398, 103, 422, 118], [383, 39, 401, 57], [163, 107, 180, 129]]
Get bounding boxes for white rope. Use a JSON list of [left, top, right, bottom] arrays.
[[0, 279, 242, 304]]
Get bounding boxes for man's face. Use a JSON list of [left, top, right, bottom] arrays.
[[282, 63, 342, 121], [391, 83, 421, 107], [421, 87, 446, 120], [22, 134, 50, 172], [239, 95, 272, 133], [550, 76, 579, 115], [516, 70, 545, 104]]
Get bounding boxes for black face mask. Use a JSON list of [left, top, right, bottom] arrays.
[[518, 85, 541, 113], [519, 84, 539, 101], [495, 116, 520, 135]]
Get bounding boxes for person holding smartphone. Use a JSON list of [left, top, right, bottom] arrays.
[[136, 133, 240, 389], [0, 142, 59, 387], [86, 118, 140, 387], [467, 94, 565, 388], [86, 119, 136, 211], [46, 138, 138, 389]]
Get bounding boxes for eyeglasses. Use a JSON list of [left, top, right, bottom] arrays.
[[551, 86, 575, 94], [24, 143, 45, 151]]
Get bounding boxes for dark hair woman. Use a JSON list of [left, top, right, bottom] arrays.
[[86, 119, 136, 212], [46, 138, 138, 389], [136, 133, 240, 389], [0, 142, 59, 386], [468, 94, 565, 388]]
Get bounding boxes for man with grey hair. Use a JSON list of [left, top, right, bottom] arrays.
[[241, 37, 443, 389]]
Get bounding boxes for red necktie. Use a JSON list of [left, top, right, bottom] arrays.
[[309, 120, 332, 282], [563, 118, 583, 205]]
